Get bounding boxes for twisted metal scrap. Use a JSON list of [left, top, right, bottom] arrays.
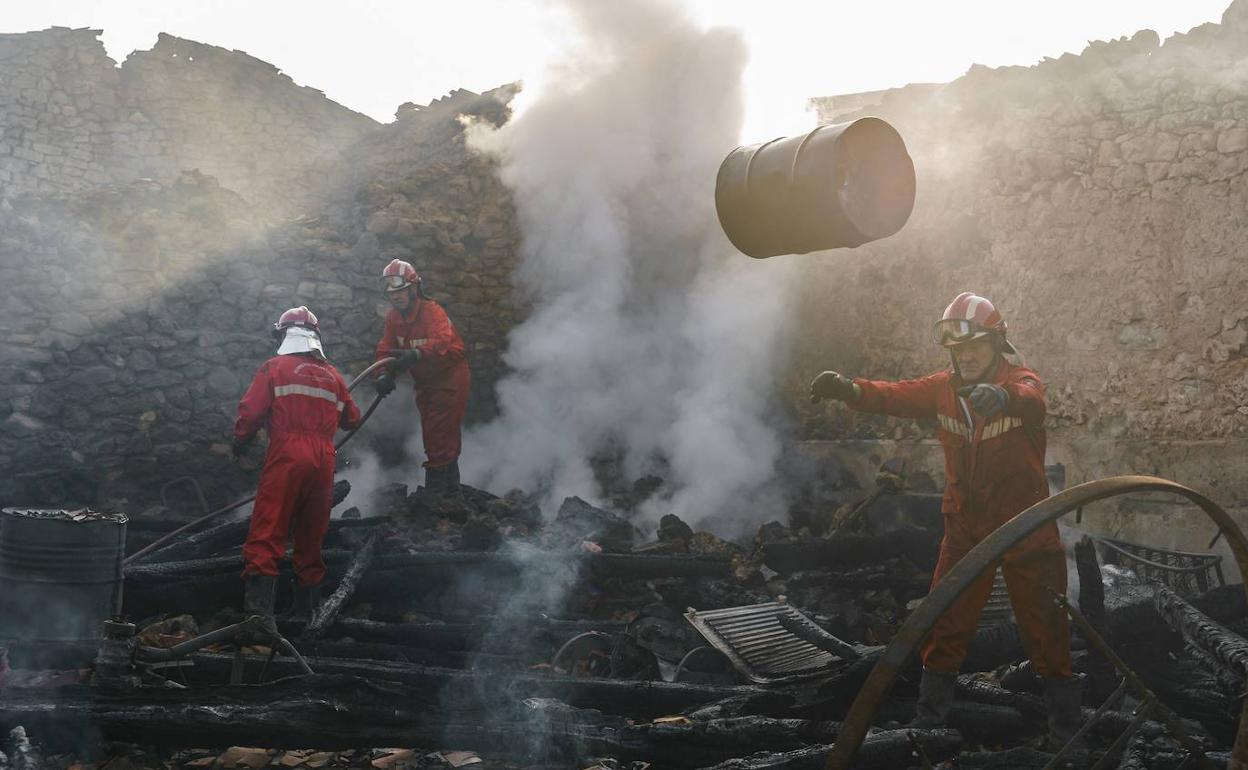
[[1154, 583, 1248, 680], [825, 475, 1248, 770]]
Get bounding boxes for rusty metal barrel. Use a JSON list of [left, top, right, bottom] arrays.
[[715, 117, 916, 258], [0, 508, 127, 640]]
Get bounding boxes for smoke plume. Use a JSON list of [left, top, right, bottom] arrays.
[[464, 0, 798, 532]]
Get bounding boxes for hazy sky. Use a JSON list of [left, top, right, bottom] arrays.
[[0, 1, 1231, 139]]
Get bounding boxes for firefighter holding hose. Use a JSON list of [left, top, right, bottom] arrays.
[[373, 258, 471, 498], [232, 306, 361, 630], [809, 292, 1081, 750]]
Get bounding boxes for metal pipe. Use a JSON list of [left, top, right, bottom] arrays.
[[1088, 702, 1156, 770], [137, 616, 315, 676], [824, 475, 1248, 770], [137, 620, 255, 661], [1054, 589, 1216, 770], [1041, 681, 1128, 770]]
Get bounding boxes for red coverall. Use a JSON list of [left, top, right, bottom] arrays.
[[375, 297, 470, 469], [849, 357, 1072, 678], [234, 354, 361, 586]]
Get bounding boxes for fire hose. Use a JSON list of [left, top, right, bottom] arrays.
[[123, 356, 397, 565], [824, 475, 1248, 770]]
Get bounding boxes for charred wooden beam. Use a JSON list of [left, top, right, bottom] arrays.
[[875, 699, 1030, 743], [521, 699, 842, 768], [180, 652, 766, 718], [140, 511, 250, 564], [1077, 535, 1107, 627], [761, 528, 940, 575], [1153, 584, 1248, 679], [0, 679, 930, 769], [693, 728, 961, 770], [304, 532, 379, 641], [589, 553, 731, 579], [130, 549, 730, 582], [284, 615, 628, 653], [124, 549, 734, 619]]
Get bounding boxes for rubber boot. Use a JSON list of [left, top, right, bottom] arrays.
[[444, 460, 464, 501], [909, 669, 957, 728], [423, 465, 446, 496], [1042, 676, 1087, 757], [241, 574, 278, 642]]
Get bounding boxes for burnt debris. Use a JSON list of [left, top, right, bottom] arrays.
[[1, 477, 1246, 770]]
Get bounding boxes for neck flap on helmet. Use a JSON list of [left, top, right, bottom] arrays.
[[276, 326, 326, 360]]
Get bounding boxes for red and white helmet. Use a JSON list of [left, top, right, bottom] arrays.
[[932, 292, 1016, 353], [381, 258, 420, 293], [273, 306, 325, 359], [274, 306, 320, 333]]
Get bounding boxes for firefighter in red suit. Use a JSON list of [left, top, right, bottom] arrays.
[[374, 258, 471, 497], [810, 292, 1081, 750], [233, 306, 361, 629]]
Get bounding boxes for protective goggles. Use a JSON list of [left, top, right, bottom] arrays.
[[932, 318, 991, 347], [383, 274, 411, 291]]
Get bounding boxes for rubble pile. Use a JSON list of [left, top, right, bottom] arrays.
[[2, 478, 1245, 770]]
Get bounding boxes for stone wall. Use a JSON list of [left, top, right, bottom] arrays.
[[0, 28, 122, 195], [0, 28, 377, 217], [0, 86, 523, 512], [793, 2, 1248, 555]]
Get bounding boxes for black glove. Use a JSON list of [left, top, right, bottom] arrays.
[[393, 349, 422, 369], [375, 372, 396, 397], [809, 371, 860, 403], [958, 384, 1009, 417], [231, 437, 251, 460]]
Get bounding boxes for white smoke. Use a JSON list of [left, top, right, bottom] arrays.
[[463, 0, 799, 532]]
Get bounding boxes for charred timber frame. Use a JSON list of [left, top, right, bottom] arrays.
[[824, 475, 1248, 770]]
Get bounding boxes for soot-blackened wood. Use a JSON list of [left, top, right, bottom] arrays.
[[692, 729, 961, 770], [956, 676, 1046, 720], [182, 652, 766, 718], [952, 746, 1058, 769], [142, 512, 250, 564], [1077, 535, 1107, 627], [575, 717, 842, 767], [270, 616, 626, 655], [963, 621, 1026, 673], [761, 528, 941, 575], [1075, 535, 1119, 701], [292, 639, 519, 669], [1154, 584, 1248, 679], [130, 550, 730, 583], [876, 699, 1030, 743], [0, 680, 891, 769], [304, 532, 379, 641], [590, 554, 731, 579], [0, 676, 507, 754]]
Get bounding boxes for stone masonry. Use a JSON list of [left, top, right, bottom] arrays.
[[795, 2, 1248, 554], [0, 28, 376, 217]]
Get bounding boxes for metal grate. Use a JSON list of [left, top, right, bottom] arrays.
[[978, 568, 1015, 629], [685, 602, 846, 685], [1096, 536, 1225, 596]]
